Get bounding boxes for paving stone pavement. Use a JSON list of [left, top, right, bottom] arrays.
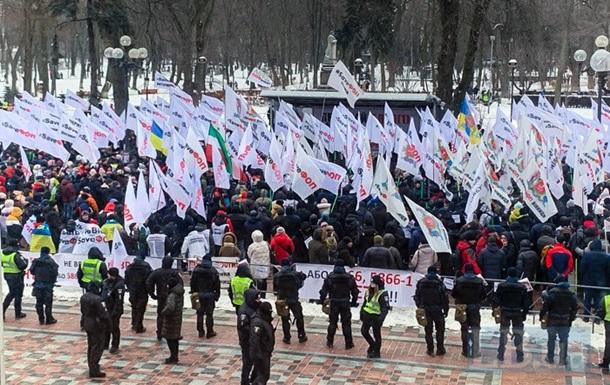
[[2, 298, 609, 384]]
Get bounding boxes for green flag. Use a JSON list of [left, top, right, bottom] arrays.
[[208, 124, 232, 173]]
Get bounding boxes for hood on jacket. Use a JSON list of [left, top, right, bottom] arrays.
[[244, 288, 260, 309], [88, 247, 104, 261], [251, 230, 264, 243], [312, 228, 323, 241], [236, 260, 252, 277], [223, 232, 237, 246], [161, 256, 174, 269], [382, 233, 395, 247], [519, 239, 532, 250]]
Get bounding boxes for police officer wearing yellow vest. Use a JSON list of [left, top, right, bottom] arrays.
[[360, 275, 390, 358], [229, 261, 255, 314], [597, 292, 610, 370], [77, 247, 108, 289], [2, 238, 28, 320]]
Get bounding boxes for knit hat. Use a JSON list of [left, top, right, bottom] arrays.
[[276, 226, 285, 234]]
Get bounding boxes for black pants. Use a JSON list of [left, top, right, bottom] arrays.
[[87, 331, 106, 375], [166, 338, 179, 360], [156, 297, 167, 339], [424, 309, 445, 353], [255, 279, 267, 299], [34, 287, 54, 323], [327, 302, 352, 346], [460, 307, 481, 356], [281, 302, 306, 341], [498, 313, 524, 355], [252, 356, 271, 385], [547, 325, 570, 362], [105, 314, 121, 350], [197, 300, 215, 335], [361, 312, 383, 354], [130, 294, 148, 331], [240, 343, 256, 385], [603, 321, 610, 364], [3, 274, 24, 316]]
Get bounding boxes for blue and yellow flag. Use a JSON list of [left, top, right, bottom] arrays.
[[151, 121, 168, 155], [30, 223, 56, 254], [457, 99, 480, 144]]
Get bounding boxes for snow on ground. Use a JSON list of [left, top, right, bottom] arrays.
[[3, 279, 603, 351]]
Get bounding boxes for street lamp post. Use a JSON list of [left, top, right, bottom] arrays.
[[590, 35, 610, 123], [508, 58, 518, 118], [198, 56, 207, 94], [489, 35, 496, 101], [104, 35, 148, 114], [573, 49, 588, 94]]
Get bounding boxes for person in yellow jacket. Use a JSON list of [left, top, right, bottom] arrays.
[[77, 247, 109, 288], [360, 275, 390, 358], [508, 202, 527, 224], [228, 260, 254, 314], [101, 214, 124, 242], [597, 293, 610, 370], [2, 238, 28, 320]]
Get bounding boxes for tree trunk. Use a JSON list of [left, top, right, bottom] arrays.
[[37, 22, 50, 97], [10, 45, 22, 93], [435, 0, 460, 105], [553, 0, 573, 105], [380, 61, 386, 91], [452, 0, 492, 112], [22, 0, 34, 94], [87, 0, 99, 106]]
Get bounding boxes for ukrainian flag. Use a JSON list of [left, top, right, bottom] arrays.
[[457, 99, 480, 144], [151, 121, 169, 155], [30, 223, 57, 254]]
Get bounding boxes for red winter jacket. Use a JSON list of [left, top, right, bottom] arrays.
[[270, 233, 295, 264], [457, 240, 481, 275]]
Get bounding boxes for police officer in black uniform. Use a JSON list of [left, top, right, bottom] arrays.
[[190, 255, 221, 338], [452, 263, 486, 357], [125, 253, 152, 333], [2, 238, 28, 320], [146, 256, 182, 340], [102, 267, 125, 354], [319, 260, 359, 349], [30, 246, 59, 325], [80, 282, 111, 378], [238, 288, 261, 385], [414, 266, 449, 356], [493, 267, 530, 362], [249, 301, 275, 385], [540, 276, 578, 365], [273, 260, 307, 344]]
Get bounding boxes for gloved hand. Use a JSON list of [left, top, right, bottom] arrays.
[[350, 301, 358, 308]]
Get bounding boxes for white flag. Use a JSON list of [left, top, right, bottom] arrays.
[[19, 146, 32, 181], [372, 156, 409, 226], [191, 176, 207, 219], [354, 130, 374, 206], [184, 128, 209, 179], [111, 226, 128, 260], [264, 136, 285, 192], [292, 143, 324, 200], [238, 124, 264, 169], [396, 119, 423, 176], [154, 71, 175, 90], [21, 215, 37, 244], [123, 177, 140, 229], [148, 160, 166, 212], [159, 173, 191, 219], [65, 89, 90, 111], [311, 158, 347, 195], [521, 161, 558, 223], [136, 171, 152, 223], [212, 144, 231, 190], [247, 67, 273, 88], [405, 196, 452, 254], [327, 60, 364, 108]]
